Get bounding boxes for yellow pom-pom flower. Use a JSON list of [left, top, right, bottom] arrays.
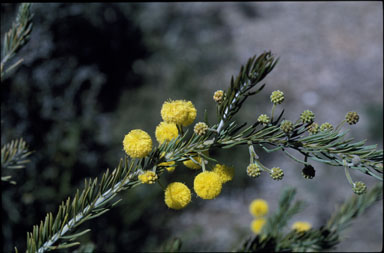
[[138, 171, 158, 184], [213, 164, 235, 183], [183, 151, 209, 170], [292, 221, 312, 232], [123, 129, 152, 158], [161, 99, 197, 126], [155, 121, 179, 144], [158, 161, 176, 173], [251, 218, 266, 234], [249, 199, 269, 217], [194, 171, 222, 199], [164, 182, 192, 210], [183, 156, 202, 169]]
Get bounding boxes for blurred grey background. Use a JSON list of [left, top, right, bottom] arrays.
[[1, 2, 382, 252]]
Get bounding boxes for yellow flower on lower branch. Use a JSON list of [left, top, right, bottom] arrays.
[[155, 121, 179, 144], [249, 199, 269, 217], [138, 171, 158, 184], [183, 151, 209, 170], [251, 218, 266, 235], [164, 182, 192, 210], [292, 221, 312, 232], [158, 161, 176, 173], [213, 164, 234, 183], [123, 129, 152, 158], [194, 171, 222, 199], [183, 157, 202, 170]]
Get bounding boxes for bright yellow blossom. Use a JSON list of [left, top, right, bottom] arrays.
[[155, 121, 178, 144], [158, 161, 176, 173], [292, 221, 312, 232], [183, 156, 203, 170], [249, 199, 269, 217], [123, 129, 152, 158], [161, 99, 197, 126], [213, 164, 235, 183], [138, 171, 158, 184], [194, 171, 222, 199], [164, 182, 192, 210], [251, 218, 266, 234]]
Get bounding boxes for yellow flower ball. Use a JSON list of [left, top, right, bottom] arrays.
[[292, 221, 312, 232], [164, 182, 192, 210], [155, 121, 179, 144], [183, 151, 209, 170], [249, 199, 269, 217], [158, 161, 176, 173], [138, 171, 158, 184], [161, 99, 197, 126], [123, 129, 152, 158], [251, 218, 266, 234], [194, 171, 222, 199], [183, 156, 202, 170], [213, 164, 235, 183]]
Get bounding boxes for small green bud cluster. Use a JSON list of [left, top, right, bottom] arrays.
[[280, 120, 294, 134], [320, 122, 333, 131], [247, 163, 261, 178], [270, 90, 285, 104], [302, 165, 315, 179], [194, 122, 208, 136], [353, 181, 367, 195], [308, 123, 319, 135], [257, 114, 270, 126], [300, 110, 315, 124], [270, 167, 284, 180], [345, 111, 359, 125]]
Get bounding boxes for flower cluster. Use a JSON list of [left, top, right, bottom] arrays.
[[161, 99, 197, 127], [123, 129, 152, 158], [270, 167, 284, 180], [155, 122, 178, 144], [320, 122, 333, 131], [122, 99, 236, 210], [213, 90, 224, 104], [308, 122, 319, 135], [280, 120, 294, 134], [194, 122, 208, 136], [345, 111, 359, 125], [300, 110, 315, 124], [291, 221, 312, 232], [138, 171, 158, 184], [249, 198, 269, 234], [270, 90, 285, 104], [247, 163, 261, 178], [257, 114, 270, 125], [353, 181, 367, 195]]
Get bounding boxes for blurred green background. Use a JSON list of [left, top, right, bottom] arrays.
[[1, 3, 382, 252]]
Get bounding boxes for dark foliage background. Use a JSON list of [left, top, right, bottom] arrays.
[[1, 3, 382, 252]]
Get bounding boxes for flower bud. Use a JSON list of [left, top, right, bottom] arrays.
[[302, 165, 315, 179], [270, 90, 284, 104], [194, 122, 209, 136], [345, 111, 359, 125], [270, 167, 284, 180], [353, 181, 367, 195], [280, 120, 294, 134], [247, 163, 261, 178], [300, 110, 315, 124]]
